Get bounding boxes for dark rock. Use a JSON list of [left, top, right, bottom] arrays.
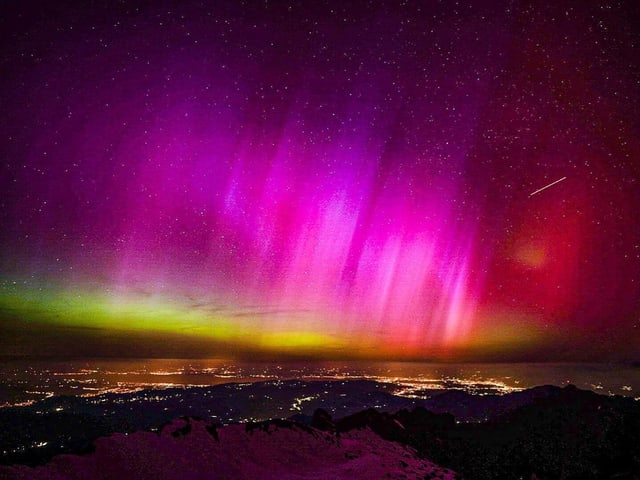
[[336, 408, 408, 444], [311, 408, 335, 433], [170, 418, 192, 437], [205, 424, 219, 441], [245, 418, 315, 436]]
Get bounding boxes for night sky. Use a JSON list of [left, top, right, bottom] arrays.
[[1, 1, 639, 361]]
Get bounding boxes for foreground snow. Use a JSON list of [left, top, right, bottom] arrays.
[[1, 417, 459, 480]]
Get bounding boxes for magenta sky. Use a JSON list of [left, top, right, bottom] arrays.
[[0, 1, 639, 360]]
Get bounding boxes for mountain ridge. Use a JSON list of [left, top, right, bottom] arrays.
[[0, 415, 459, 480]]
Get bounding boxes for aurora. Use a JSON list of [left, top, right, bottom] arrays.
[[0, 0, 639, 362]]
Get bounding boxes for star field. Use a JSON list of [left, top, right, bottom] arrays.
[[0, 1, 639, 360]]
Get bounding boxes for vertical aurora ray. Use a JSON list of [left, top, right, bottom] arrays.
[[101, 113, 481, 355]]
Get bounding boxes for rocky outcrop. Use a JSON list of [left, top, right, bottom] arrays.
[[0, 417, 459, 480]]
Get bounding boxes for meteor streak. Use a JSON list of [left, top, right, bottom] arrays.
[[529, 176, 567, 197]]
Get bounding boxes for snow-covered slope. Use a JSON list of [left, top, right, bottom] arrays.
[[1, 417, 459, 480]]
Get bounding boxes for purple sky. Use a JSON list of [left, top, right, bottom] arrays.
[[0, 1, 639, 361]]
